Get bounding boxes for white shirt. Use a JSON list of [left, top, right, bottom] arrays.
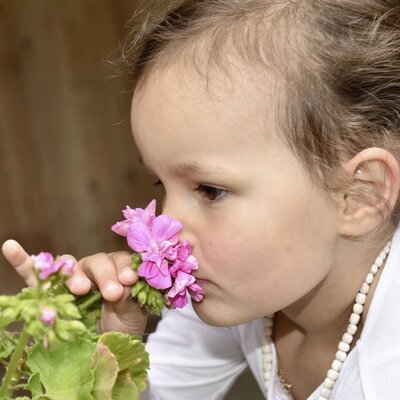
[[142, 227, 400, 399]]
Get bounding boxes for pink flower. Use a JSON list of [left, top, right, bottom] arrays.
[[176, 240, 192, 261], [188, 283, 204, 302], [112, 200, 156, 236], [112, 200, 205, 310], [40, 306, 57, 325], [31, 253, 75, 280], [127, 215, 182, 254], [138, 260, 171, 289], [32, 252, 58, 280], [55, 258, 75, 276], [167, 271, 196, 308], [127, 214, 182, 289], [169, 255, 198, 278]]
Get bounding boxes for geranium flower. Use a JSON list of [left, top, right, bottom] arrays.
[[138, 259, 171, 289], [113, 199, 204, 313], [31, 253, 76, 280], [127, 215, 182, 289], [112, 200, 156, 236], [40, 306, 57, 325], [167, 271, 196, 308], [32, 252, 59, 280]]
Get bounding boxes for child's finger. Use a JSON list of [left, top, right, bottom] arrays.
[[70, 253, 124, 302], [109, 251, 138, 286], [1, 239, 37, 287]]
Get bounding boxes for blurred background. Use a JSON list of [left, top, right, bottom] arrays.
[[0, 0, 158, 292], [0, 1, 263, 398]]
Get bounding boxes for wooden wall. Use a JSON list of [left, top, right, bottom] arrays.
[[0, 0, 162, 292]]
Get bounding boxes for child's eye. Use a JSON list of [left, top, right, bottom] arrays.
[[195, 184, 228, 203]]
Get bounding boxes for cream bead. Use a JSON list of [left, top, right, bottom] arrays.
[[264, 326, 273, 336], [320, 388, 332, 397], [360, 282, 370, 294], [370, 264, 378, 274], [264, 318, 273, 327], [335, 350, 347, 362], [331, 359, 342, 372], [349, 313, 360, 325], [347, 324, 357, 335], [342, 333, 353, 345], [338, 340, 350, 352], [365, 273, 374, 284], [327, 369, 339, 381], [264, 352, 273, 362], [353, 303, 363, 315], [262, 344, 271, 354], [375, 256, 384, 267], [356, 293, 366, 305], [323, 377, 335, 389]]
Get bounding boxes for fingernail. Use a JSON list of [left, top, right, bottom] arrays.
[[69, 277, 89, 292], [104, 282, 121, 294], [120, 267, 135, 280]]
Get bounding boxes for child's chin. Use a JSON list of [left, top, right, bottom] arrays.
[[192, 300, 243, 327]]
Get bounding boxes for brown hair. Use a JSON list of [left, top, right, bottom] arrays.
[[120, 0, 400, 225]]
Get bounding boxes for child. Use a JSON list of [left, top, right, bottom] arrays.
[[3, 1, 400, 399]]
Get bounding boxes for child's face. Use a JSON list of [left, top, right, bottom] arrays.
[[131, 64, 342, 327]]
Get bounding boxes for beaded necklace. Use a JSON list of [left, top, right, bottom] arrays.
[[262, 241, 391, 400]]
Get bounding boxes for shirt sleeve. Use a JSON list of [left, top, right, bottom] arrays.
[[141, 302, 248, 400]]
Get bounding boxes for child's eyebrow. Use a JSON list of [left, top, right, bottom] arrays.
[[139, 158, 230, 177], [171, 162, 235, 179]]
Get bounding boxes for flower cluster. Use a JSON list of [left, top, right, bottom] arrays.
[[112, 200, 204, 309], [31, 252, 75, 280]]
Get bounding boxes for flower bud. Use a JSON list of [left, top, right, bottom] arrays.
[[137, 290, 148, 306], [66, 320, 86, 334], [55, 320, 72, 341], [57, 303, 81, 319], [131, 280, 146, 297], [40, 306, 57, 326], [132, 253, 142, 271]]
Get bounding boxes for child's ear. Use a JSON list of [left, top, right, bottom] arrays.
[[337, 147, 400, 237]]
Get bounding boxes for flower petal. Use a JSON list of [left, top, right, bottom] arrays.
[[127, 221, 153, 253], [138, 260, 172, 289], [111, 221, 131, 237], [169, 293, 188, 308], [188, 283, 204, 302], [152, 215, 182, 245]]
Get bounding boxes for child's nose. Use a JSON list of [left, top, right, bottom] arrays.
[[162, 200, 192, 242]]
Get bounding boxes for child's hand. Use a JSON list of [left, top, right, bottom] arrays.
[[1, 239, 148, 336]]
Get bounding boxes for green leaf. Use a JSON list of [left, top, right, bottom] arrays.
[[26, 338, 96, 400], [129, 350, 149, 392], [24, 372, 43, 396], [111, 371, 139, 400], [92, 342, 119, 400], [99, 333, 147, 372]]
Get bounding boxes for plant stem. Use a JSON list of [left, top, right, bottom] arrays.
[[0, 329, 29, 398], [78, 291, 102, 312]]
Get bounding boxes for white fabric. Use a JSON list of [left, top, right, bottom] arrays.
[[142, 226, 400, 399]]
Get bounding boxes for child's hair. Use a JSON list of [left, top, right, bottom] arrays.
[[119, 0, 400, 226]]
